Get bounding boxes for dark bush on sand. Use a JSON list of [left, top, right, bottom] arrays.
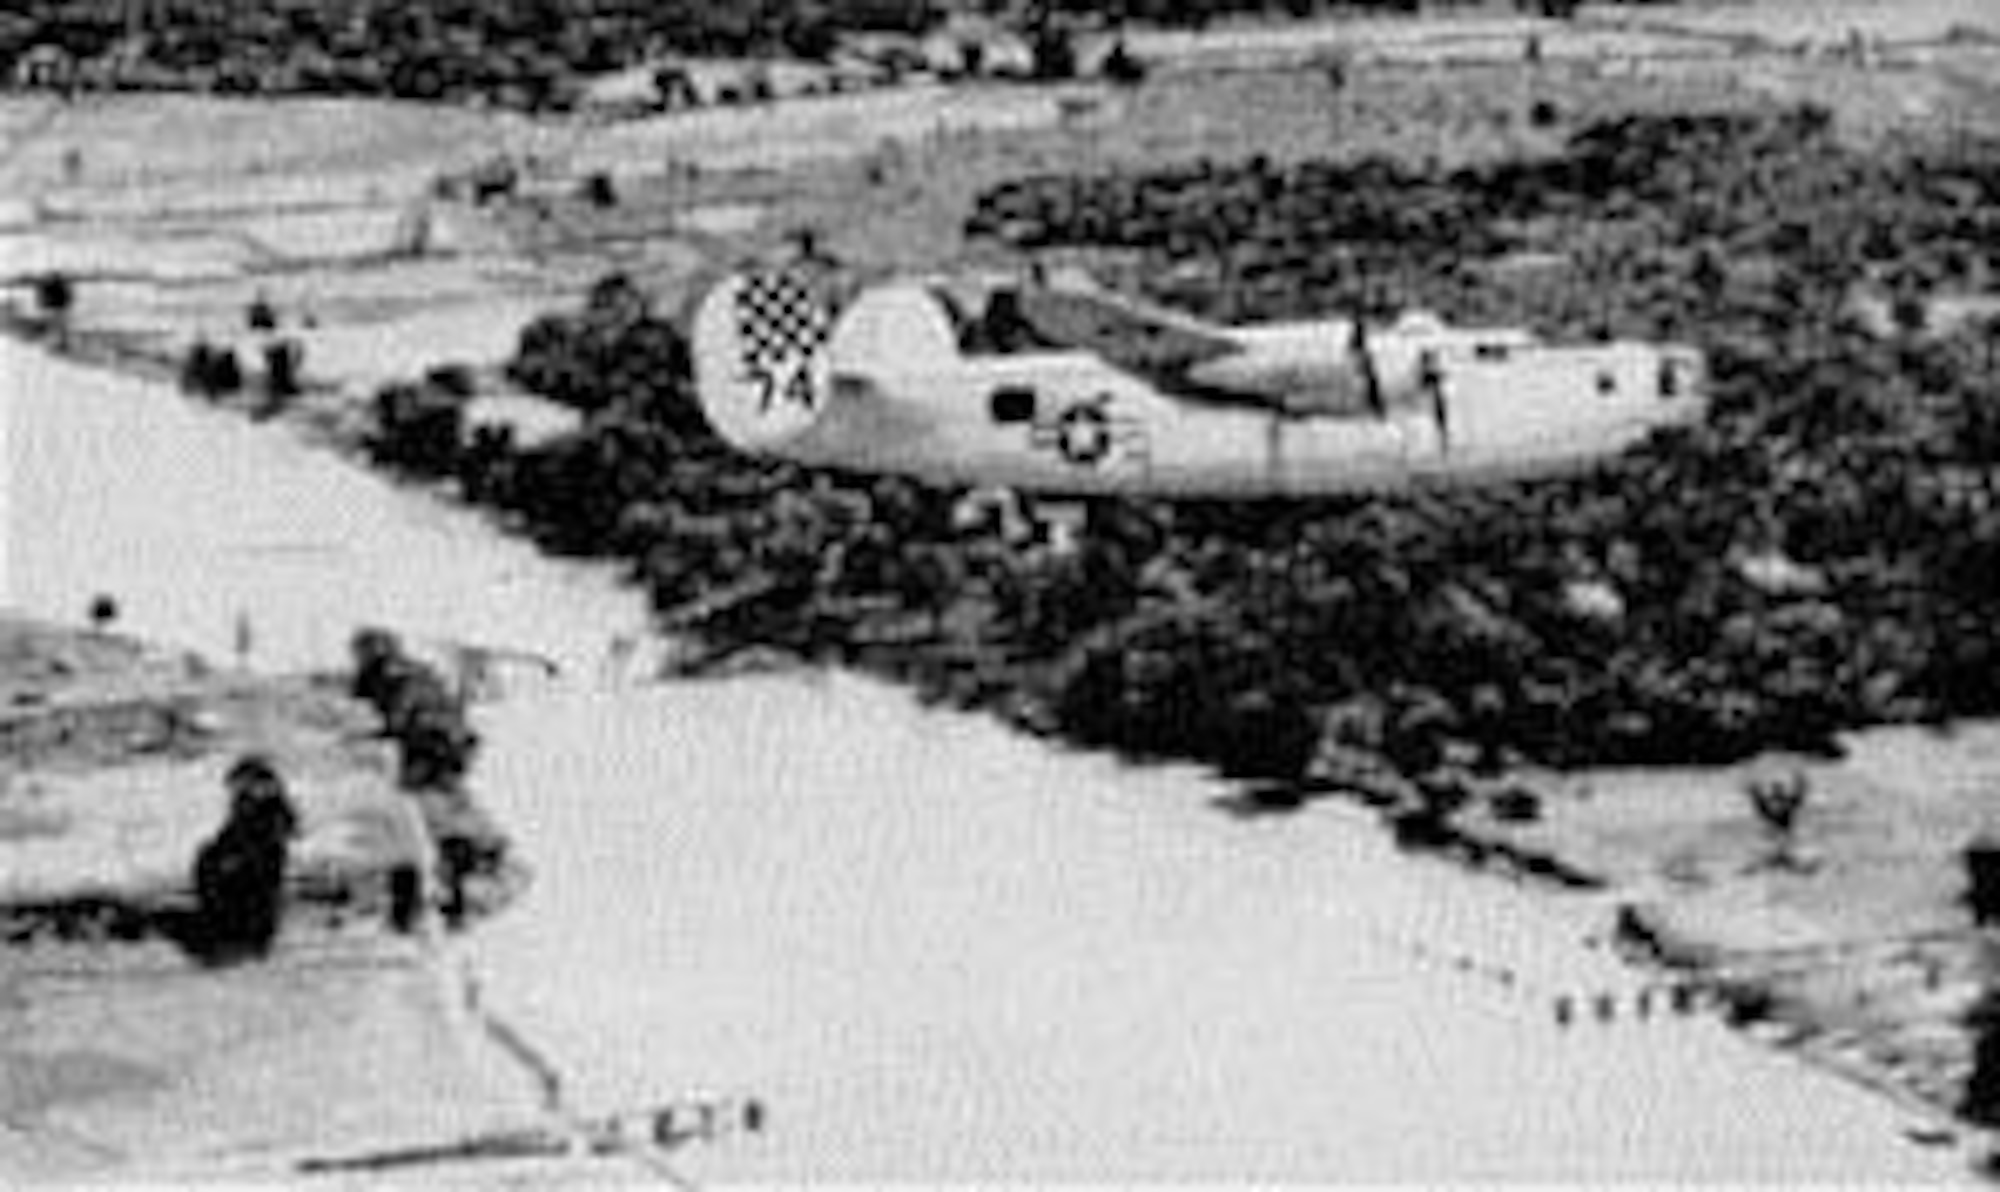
[[188, 754, 299, 962], [348, 628, 480, 793]]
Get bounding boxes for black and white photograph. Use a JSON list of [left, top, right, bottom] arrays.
[[3, 0, 2000, 1183]]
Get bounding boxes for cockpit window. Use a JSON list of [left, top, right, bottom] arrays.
[[949, 286, 1064, 356]]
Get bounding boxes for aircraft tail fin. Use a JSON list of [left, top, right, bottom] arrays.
[[691, 269, 837, 450]]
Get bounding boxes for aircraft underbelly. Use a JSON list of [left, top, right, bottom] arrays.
[[972, 410, 1420, 497], [752, 344, 1697, 497], [1436, 370, 1669, 465]]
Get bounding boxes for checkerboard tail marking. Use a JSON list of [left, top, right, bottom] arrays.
[[734, 271, 831, 412]]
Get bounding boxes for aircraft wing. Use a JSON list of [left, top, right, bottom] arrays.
[[1009, 284, 1377, 416], [1012, 285, 1249, 394]]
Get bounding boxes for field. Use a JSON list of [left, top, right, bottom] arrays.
[[7, 1, 1999, 371], [0, 615, 543, 1179], [1455, 724, 2000, 1117]]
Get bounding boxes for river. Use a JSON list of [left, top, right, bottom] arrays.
[[1, 337, 1974, 1181]]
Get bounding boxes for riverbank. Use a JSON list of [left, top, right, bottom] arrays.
[[5, 323, 1983, 1180], [463, 666, 1982, 1182], [11, 289, 1999, 1168]]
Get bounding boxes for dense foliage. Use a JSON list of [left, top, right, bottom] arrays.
[[963, 106, 2000, 768], [1, 0, 945, 106], [369, 376, 469, 477], [508, 275, 694, 421], [0, 0, 1640, 104], [1016, 0, 1596, 30], [371, 106, 2000, 793]]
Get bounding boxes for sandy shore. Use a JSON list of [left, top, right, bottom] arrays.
[[0, 936, 531, 1180], [9, 320, 1982, 1178]]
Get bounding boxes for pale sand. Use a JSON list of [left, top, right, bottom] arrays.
[[6, 334, 1977, 1181]]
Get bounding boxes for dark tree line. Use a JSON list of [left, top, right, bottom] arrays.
[[363, 107, 2000, 793], [2, 0, 1643, 104], [1, 0, 944, 106], [958, 106, 2000, 771]]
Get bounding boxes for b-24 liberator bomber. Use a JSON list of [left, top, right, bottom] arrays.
[[690, 268, 1706, 498]]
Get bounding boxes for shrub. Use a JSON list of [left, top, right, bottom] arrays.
[[1030, 26, 1078, 80], [180, 338, 243, 399], [261, 336, 303, 413], [34, 271, 73, 320], [581, 171, 618, 208], [1101, 41, 1146, 87], [426, 362, 478, 398], [506, 275, 698, 427], [347, 628, 480, 792], [1965, 986, 2000, 1125], [188, 754, 300, 962], [370, 380, 465, 475], [245, 292, 278, 332], [1965, 835, 2000, 926]]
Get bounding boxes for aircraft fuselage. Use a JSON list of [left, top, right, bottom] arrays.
[[691, 276, 1705, 499]]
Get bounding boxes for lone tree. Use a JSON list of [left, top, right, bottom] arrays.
[[581, 171, 618, 209], [347, 627, 481, 791], [189, 754, 300, 962], [1101, 40, 1146, 86], [261, 337, 304, 415], [246, 291, 279, 332], [1964, 979, 2000, 1126], [1744, 768, 1812, 869], [182, 340, 246, 399], [86, 593, 118, 632], [1029, 24, 1078, 80], [370, 379, 466, 475], [1966, 834, 2000, 927], [34, 271, 74, 345]]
